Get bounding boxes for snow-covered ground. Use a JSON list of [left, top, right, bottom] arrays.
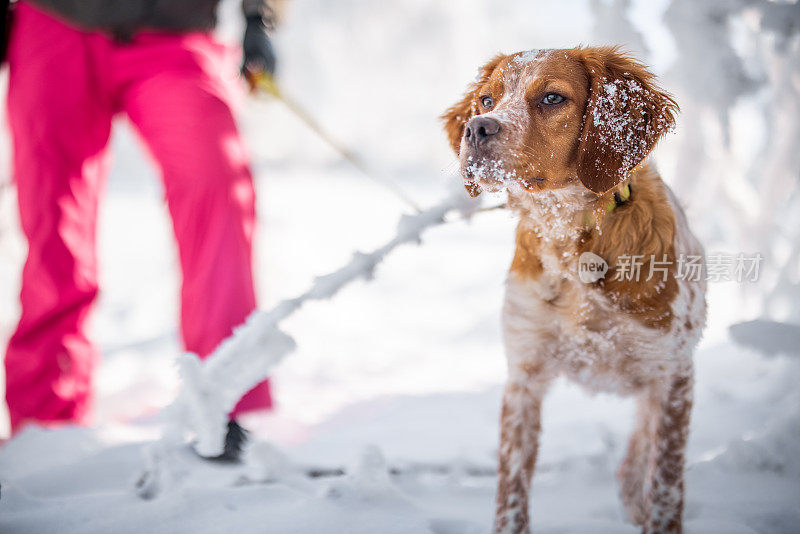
[[1, 0, 799, 532]]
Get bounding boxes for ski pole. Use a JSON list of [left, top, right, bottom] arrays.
[[247, 71, 422, 213]]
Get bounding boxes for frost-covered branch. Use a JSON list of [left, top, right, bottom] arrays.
[[137, 192, 477, 497]]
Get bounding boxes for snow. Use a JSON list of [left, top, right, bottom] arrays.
[[2, 338, 799, 533], [464, 155, 521, 192], [1, 0, 799, 532], [512, 49, 550, 66]]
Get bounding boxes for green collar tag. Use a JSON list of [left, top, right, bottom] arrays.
[[606, 183, 632, 214], [583, 182, 632, 229]]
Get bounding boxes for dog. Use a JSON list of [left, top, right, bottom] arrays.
[[442, 46, 706, 534]]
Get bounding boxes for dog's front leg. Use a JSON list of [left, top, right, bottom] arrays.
[[618, 393, 658, 526], [494, 369, 550, 534], [643, 365, 694, 534]]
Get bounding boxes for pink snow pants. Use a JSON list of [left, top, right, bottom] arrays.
[[4, 2, 271, 433]]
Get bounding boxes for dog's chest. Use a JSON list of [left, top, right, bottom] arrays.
[[503, 252, 682, 395], [502, 180, 706, 394]]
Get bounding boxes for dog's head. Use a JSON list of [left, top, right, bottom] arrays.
[[442, 46, 677, 197]]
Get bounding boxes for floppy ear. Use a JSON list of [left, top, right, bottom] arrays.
[[576, 47, 678, 194], [441, 55, 506, 198]]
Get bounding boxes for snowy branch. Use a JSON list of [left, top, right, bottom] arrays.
[[137, 192, 477, 497]]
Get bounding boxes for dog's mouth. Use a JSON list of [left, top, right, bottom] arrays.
[[463, 156, 512, 192], [462, 156, 545, 193]]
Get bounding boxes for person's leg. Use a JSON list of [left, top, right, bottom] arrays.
[[118, 33, 271, 414], [5, 3, 114, 432]]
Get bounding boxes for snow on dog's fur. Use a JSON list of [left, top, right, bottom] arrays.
[[442, 46, 706, 534]]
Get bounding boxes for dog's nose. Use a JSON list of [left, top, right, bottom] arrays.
[[464, 116, 501, 146]]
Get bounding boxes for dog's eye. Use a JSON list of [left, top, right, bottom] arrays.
[[542, 93, 566, 105], [480, 95, 494, 110]]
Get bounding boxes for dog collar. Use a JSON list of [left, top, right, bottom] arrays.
[[609, 182, 632, 212], [582, 182, 632, 229]]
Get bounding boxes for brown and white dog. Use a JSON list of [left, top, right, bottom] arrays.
[[442, 47, 706, 534]]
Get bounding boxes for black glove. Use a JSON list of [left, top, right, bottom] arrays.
[[2, 0, 11, 65], [242, 15, 276, 84]]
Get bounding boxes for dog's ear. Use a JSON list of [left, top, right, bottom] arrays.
[[576, 47, 678, 194], [441, 55, 506, 198]]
